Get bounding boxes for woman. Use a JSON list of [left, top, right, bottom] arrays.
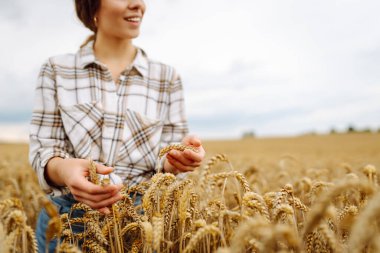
[[29, 0, 205, 251]]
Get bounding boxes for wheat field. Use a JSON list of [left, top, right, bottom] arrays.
[[0, 133, 379, 253]]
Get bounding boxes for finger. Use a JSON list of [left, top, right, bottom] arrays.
[[71, 187, 119, 202], [182, 149, 203, 164], [167, 152, 200, 168], [168, 150, 194, 166], [98, 207, 111, 215], [75, 193, 123, 209], [93, 193, 123, 209], [72, 195, 97, 209], [71, 177, 121, 195], [183, 135, 201, 147], [189, 137, 201, 147], [167, 155, 194, 172], [95, 163, 114, 175]]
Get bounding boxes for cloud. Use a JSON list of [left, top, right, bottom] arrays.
[[0, 1, 25, 21], [0, 0, 379, 140]]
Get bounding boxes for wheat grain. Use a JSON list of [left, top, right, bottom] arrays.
[[88, 159, 100, 185], [130, 239, 143, 253], [85, 220, 108, 246], [242, 192, 270, 221], [338, 205, 358, 232], [158, 144, 198, 159], [56, 242, 82, 253], [303, 180, 374, 237], [199, 154, 230, 190], [82, 240, 107, 253], [183, 225, 221, 253], [347, 191, 380, 253], [139, 221, 153, 246], [46, 216, 62, 247], [24, 225, 38, 253], [208, 171, 251, 193], [152, 215, 164, 252], [362, 164, 378, 186]]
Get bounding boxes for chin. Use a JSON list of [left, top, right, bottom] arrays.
[[119, 33, 140, 40]]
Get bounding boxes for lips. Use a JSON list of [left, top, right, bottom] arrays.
[[124, 17, 141, 22]]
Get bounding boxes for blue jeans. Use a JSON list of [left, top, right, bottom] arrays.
[[36, 192, 142, 253]]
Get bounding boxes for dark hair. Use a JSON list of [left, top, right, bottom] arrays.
[[75, 0, 101, 33]]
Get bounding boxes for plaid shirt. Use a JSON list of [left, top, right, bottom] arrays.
[[29, 40, 188, 196]]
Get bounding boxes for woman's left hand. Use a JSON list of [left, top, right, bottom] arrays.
[[164, 135, 206, 174]]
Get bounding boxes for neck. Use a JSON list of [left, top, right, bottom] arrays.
[[93, 32, 137, 66]]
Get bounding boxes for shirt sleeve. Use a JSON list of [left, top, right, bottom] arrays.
[[29, 59, 70, 196], [158, 69, 189, 170]]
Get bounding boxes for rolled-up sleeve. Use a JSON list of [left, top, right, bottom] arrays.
[[159, 69, 189, 150], [29, 59, 70, 195]]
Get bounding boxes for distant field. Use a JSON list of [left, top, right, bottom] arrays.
[[1, 133, 379, 169], [204, 133, 380, 169]]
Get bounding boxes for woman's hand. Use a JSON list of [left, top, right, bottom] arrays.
[[164, 135, 206, 174], [46, 157, 123, 213]]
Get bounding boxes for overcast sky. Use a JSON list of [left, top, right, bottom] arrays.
[[0, 0, 379, 141]]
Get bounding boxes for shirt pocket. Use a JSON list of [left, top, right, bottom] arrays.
[[116, 109, 163, 179], [59, 101, 103, 158]]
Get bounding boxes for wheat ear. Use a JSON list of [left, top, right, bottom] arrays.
[[303, 180, 374, 237], [347, 191, 380, 253], [183, 225, 221, 253]]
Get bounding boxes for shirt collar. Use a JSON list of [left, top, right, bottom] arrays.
[[77, 39, 149, 78]]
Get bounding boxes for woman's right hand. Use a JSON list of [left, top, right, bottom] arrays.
[[46, 157, 123, 214]]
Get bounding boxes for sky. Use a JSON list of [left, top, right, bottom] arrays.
[[0, 0, 379, 141]]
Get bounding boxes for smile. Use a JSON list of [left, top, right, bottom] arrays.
[[124, 17, 141, 22]]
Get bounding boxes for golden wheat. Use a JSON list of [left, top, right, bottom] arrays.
[[1, 134, 380, 253]]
